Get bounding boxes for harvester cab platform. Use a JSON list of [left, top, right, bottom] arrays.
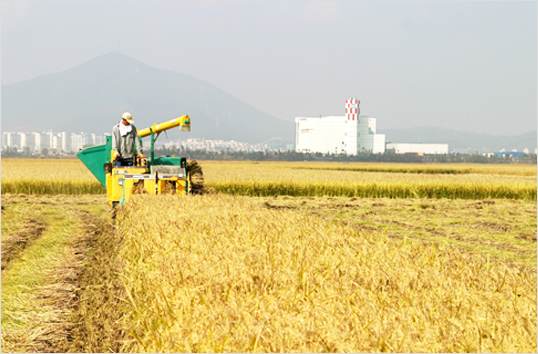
[[77, 115, 197, 208]]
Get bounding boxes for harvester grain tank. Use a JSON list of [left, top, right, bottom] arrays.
[[77, 115, 202, 207]]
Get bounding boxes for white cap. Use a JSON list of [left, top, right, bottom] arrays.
[[122, 112, 134, 124]]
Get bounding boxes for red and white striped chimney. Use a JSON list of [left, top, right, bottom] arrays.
[[345, 98, 360, 121]]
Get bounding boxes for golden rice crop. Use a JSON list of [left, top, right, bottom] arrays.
[[199, 160, 538, 176], [202, 162, 537, 200], [115, 194, 537, 353], [2, 159, 536, 199], [1, 158, 103, 194], [208, 181, 536, 200], [201, 161, 537, 184], [1, 179, 104, 194], [1, 158, 97, 181], [291, 164, 538, 176]]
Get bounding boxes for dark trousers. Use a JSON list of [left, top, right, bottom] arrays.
[[116, 157, 134, 167]]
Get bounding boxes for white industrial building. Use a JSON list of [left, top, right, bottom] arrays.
[[295, 98, 386, 155], [386, 143, 449, 155]]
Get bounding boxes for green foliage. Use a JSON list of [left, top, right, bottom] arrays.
[[156, 147, 538, 164]]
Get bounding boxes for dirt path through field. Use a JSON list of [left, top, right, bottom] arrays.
[[1, 195, 124, 353]]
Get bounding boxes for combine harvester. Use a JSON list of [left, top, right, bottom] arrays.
[[77, 115, 203, 208]]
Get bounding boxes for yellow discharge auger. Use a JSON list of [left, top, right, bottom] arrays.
[[78, 115, 201, 208]]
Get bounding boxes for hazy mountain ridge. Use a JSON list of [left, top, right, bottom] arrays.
[[3, 52, 536, 151], [380, 126, 537, 153], [2, 52, 295, 143]]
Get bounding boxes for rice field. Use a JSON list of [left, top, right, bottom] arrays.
[[1, 158, 103, 194], [289, 162, 538, 176], [114, 194, 536, 353], [2, 159, 536, 200], [1, 158, 536, 352], [1, 158, 98, 181], [201, 162, 536, 201]]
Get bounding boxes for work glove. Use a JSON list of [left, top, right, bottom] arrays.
[[113, 153, 120, 160]]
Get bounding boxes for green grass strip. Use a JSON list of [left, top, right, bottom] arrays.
[[292, 166, 537, 176], [209, 181, 537, 201], [1, 181, 105, 195], [292, 167, 472, 174]]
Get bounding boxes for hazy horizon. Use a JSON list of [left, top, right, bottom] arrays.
[[2, 1, 537, 136]]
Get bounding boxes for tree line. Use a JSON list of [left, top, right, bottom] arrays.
[[155, 147, 537, 164], [2, 146, 536, 164]]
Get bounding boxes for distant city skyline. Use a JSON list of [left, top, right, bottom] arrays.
[[2, 1, 536, 136], [2, 127, 536, 156], [1, 130, 110, 154], [1, 130, 285, 154]]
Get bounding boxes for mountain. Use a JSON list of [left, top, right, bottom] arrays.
[[2, 52, 294, 144], [379, 126, 537, 153]]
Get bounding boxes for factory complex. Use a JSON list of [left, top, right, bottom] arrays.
[[386, 143, 449, 155], [295, 98, 449, 155]]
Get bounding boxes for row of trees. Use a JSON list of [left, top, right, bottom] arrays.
[[154, 147, 538, 164], [3, 146, 536, 164], [1, 147, 51, 158]]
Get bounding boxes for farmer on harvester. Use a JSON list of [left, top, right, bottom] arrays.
[[112, 112, 145, 167]]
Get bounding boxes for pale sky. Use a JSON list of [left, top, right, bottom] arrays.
[[2, 1, 536, 136]]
